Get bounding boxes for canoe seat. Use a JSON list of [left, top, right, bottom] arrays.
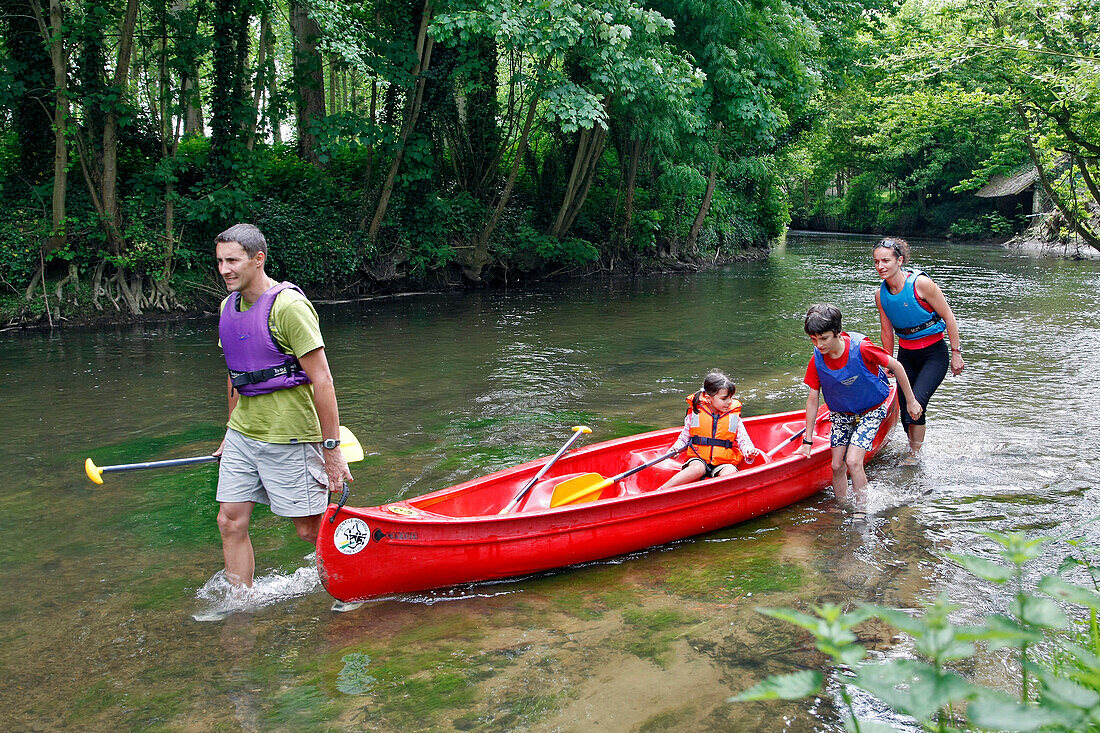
[[624, 448, 680, 493]]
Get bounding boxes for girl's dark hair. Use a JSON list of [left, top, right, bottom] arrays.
[[804, 303, 842, 336], [691, 370, 736, 412], [874, 237, 910, 263]]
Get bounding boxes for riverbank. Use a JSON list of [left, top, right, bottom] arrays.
[[1, 247, 770, 333], [1003, 235, 1100, 260]]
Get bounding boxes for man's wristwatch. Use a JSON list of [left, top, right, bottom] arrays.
[[802, 438, 813, 445], [322, 438, 341, 450]]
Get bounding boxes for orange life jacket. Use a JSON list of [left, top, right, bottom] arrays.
[[685, 392, 744, 465]]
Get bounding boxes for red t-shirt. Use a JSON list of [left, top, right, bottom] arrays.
[[804, 333, 891, 390]]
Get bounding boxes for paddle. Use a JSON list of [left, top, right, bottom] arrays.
[[84, 425, 366, 484], [549, 448, 680, 508], [747, 408, 831, 465], [498, 425, 592, 514]]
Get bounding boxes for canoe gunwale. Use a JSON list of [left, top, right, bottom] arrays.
[[316, 388, 900, 600]]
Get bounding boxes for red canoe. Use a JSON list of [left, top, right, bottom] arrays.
[[317, 388, 899, 601]]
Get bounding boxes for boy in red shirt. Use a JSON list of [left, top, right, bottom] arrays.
[[794, 304, 922, 515]]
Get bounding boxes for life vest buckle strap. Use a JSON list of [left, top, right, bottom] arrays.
[[689, 436, 734, 449], [894, 312, 943, 336], [229, 361, 302, 388]]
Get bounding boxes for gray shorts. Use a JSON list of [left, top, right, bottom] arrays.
[[217, 429, 329, 517]]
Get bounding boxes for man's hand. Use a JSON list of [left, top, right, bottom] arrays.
[[907, 401, 924, 422], [323, 447, 353, 493], [794, 443, 812, 458]]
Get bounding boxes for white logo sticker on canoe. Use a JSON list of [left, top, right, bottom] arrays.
[[333, 518, 370, 555]]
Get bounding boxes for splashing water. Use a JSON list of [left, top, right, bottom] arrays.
[[192, 554, 322, 620]]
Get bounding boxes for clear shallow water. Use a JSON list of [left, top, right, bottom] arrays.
[[2, 234, 1098, 730]]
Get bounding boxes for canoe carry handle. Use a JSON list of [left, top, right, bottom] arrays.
[[330, 482, 350, 523]]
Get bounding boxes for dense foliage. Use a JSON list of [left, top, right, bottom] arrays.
[[2, 0, 1096, 323], [785, 0, 1100, 242], [0, 0, 887, 321]]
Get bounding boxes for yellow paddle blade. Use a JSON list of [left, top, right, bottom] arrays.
[[85, 458, 104, 485], [339, 426, 365, 463], [549, 473, 614, 508]]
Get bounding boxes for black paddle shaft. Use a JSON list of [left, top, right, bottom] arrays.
[[610, 449, 679, 482]]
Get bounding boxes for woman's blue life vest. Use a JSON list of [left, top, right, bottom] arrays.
[[218, 281, 313, 397], [814, 332, 891, 415], [879, 269, 946, 343]]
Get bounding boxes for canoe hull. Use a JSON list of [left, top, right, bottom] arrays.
[[317, 390, 899, 601]]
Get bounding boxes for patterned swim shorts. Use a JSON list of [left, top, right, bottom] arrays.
[[829, 400, 889, 452]]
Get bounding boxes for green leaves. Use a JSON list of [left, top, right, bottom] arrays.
[[854, 659, 977, 722], [730, 525, 1100, 731], [728, 670, 823, 702], [1040, 575, 1100, 612], [944, 552, 1016, 583]]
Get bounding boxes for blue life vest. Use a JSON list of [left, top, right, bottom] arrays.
[[879, 269, 946, 343], [219, 281, 312, 396], [814, 332, 891, 415]]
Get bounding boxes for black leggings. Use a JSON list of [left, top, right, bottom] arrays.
[[896, 339, 949, 430]]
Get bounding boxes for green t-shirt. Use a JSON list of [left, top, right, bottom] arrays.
[[220, 287, 325, 443]]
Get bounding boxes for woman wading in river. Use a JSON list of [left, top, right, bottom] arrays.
[[873, 237, 964, 465]]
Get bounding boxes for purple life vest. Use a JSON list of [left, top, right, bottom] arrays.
[[219, 281, 312, 396], [814, 332, 891, 415]]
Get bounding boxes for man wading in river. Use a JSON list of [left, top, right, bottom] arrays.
[[213, 223, 353, 590]]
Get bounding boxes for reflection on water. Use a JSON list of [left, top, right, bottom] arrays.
[[1, 234, 1098, 730]]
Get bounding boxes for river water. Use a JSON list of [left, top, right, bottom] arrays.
[[2, 233, 1098, 731]]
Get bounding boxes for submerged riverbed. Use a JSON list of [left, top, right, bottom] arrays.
[[2, 233, 1098, 730]]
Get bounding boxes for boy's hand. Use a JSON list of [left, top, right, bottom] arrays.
[[907, 402, 924, 421]]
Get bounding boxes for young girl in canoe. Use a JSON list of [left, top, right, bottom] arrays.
[[658, 371, 760, 491]]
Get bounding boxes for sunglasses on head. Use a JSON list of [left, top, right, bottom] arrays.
[[878, 239, 904, 257]]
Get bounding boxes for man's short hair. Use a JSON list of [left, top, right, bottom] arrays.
[[215, 223, 267, 259], [804, 303, 842, 335]]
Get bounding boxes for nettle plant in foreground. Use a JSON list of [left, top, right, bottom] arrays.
[[732, 526, 1100, 732]]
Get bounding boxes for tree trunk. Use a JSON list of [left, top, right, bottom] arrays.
[[30, 0, 69, 254], [6, 0, 54, 183], [1072, 154, 1100, 212], [328, 53, 337, 114], [463, 70, 542, 281], [546, 110, 609, 239], [246, 7, 270, 151], [1023, 132, 1100, 250], [170, 0, 204, 136], [367, 0, 435, 243], [1017, 105, 1099, 250], [209, 0, 252, 173], [266, 20, 281, 143], [99, 0, 139, 255], [686, 136, 721, 252], [619, 137, 643, 246], [290, 0, 325, 164]]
